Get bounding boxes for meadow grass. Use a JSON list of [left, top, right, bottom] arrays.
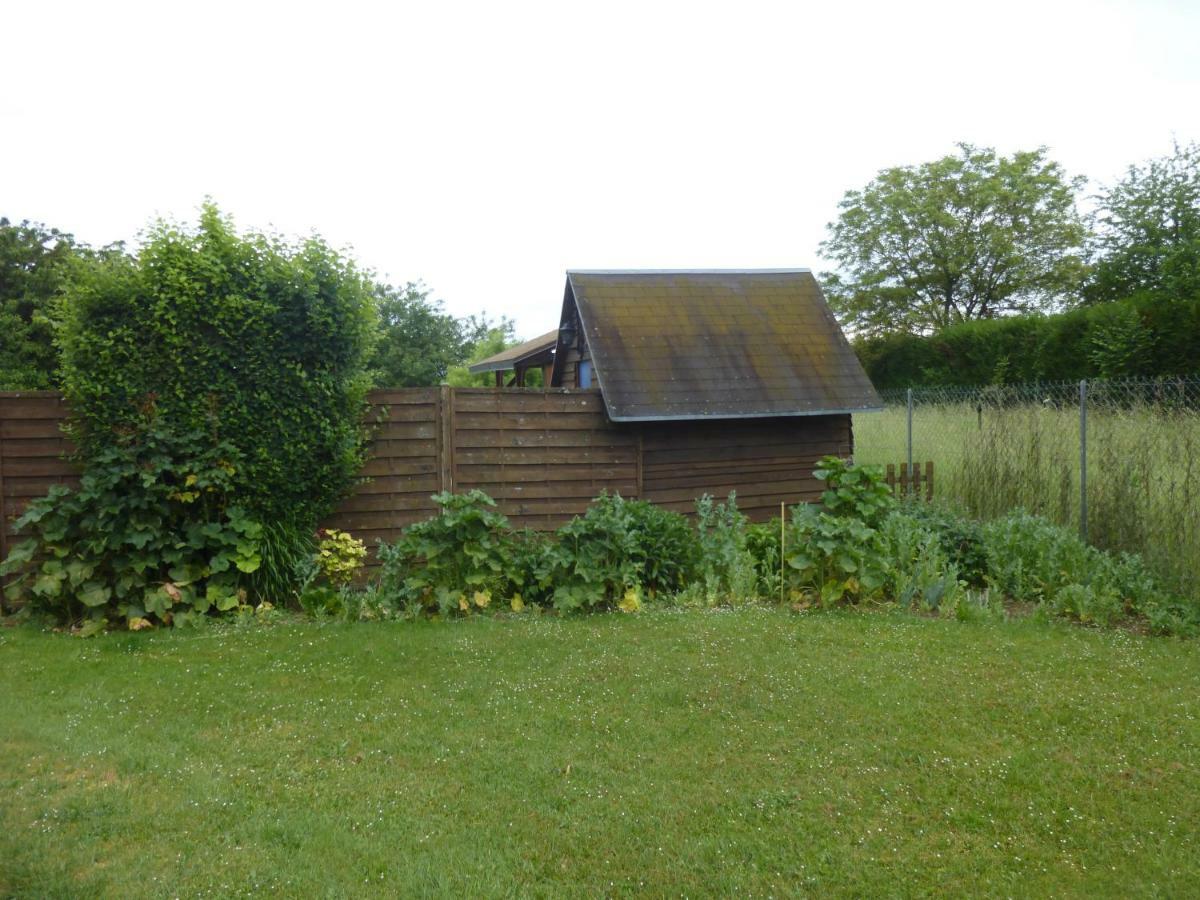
[[854, 401, 1200, 600], [2, 609, 1199, 897]]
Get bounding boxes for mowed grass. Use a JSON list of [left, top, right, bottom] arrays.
[[2, 610, 1199, 897]]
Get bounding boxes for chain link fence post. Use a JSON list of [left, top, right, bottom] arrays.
[[906, 387, 913, 495], [1079, 379, 1088, 543]]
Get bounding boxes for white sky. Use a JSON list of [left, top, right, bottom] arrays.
[[2, 0, 1197, 338]]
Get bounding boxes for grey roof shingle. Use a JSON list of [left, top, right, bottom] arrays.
[[563, 270, 881, 421]]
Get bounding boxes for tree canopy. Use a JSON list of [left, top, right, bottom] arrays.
[[1086, 140, 1200, 304], [820, 144, 1087, 336], [0, 218, 88, 390], [369, 282, 478, 387]]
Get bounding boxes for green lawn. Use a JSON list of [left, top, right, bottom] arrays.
[[2, 609, 1198, 897]]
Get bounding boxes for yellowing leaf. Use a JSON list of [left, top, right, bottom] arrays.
[[618, 587, 642, 613], [128, 617, 153, 631], [473, 590, 491, 609], [457, 594, 468, 612], [184, 473, 199, 487], [510, 594, 525, 613]]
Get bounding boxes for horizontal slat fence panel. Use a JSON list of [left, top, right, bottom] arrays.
[[1, 390, 856, 582], [324, 391, 441, 559], [448, 389, 638, 529], [0, 393, 76, 562]]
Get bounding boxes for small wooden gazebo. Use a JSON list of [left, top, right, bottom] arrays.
[[468, 329, 558, 387]]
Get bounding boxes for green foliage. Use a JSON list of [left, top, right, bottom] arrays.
[[57, 202, 377, 525], [854, 293, 1200, 389], [0, 420, 262, 629], [544, 493, 696, 611], [684, 493, 758, 604], [0, 218, 121, 389], [444, 316, 521, 387], [377, 490, 517, 615], [1087, 140, 1200, 305], [979, 510, 1196, 634], [248, 520, 317, 606], [785, 504, 888, 607], [821, 143, 1087, 336], [896, 502, 989, 586], [370, 282, 492, 387], [315, 528, 367, 587], [812, 456, 896, 527], [1086, 304, 1156, 377], [745, 519, 784, 599], [879, 511, 966, 614]]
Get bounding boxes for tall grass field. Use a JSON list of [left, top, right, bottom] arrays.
[[854, 393, 1200, 601]]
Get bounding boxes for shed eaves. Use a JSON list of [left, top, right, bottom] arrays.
[[564, 270, 881, 421], [468, 329, 559, 373]]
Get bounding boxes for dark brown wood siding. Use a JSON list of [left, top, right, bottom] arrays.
[[640, 415, 852, 520]]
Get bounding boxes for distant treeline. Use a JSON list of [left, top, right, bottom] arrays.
[[856, 294, 1200, 390]]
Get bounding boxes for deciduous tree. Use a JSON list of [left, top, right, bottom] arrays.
[[821, 144, 1087, 335], [1087, 140, 1200, 303]]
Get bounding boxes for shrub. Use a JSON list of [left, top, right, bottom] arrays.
[[979, 509, 1198, 633], [377, 491, 517, 616], [3, 205, 378, 627], [855, 292, 1200, 390], [0, 420, 262, 629], [57, 203, 377, 525], [784, 504, 888, 607], [544, 493, 697, 611]]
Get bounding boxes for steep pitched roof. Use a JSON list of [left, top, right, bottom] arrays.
[[559, 269, 881, 421], [468, 329, 559, 373]]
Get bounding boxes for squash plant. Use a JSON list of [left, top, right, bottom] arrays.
[[377, 490, 518, 615], [0, 423, 262, 629], [783, 457, 896, 606]]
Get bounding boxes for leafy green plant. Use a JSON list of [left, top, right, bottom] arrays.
[[898, 502, 989, 586], [784, 504, 888, 607], [879, 511, 965, 613], [316, 529, 368, 586], [249, 520, 317, 605], [544, 494, 657, 612], [683, 493, 758, 605], [1050, 583, 1124, 628], [979, 509, 1196, 633], [57, 203, 377, 527], [377, 490, 517, 615], [746, 519, 784, 600], [0, 422, 262, 630], [813, 456, 896, 526]]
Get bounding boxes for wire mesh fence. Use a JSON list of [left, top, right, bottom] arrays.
[[854, 375, 1200, 600]]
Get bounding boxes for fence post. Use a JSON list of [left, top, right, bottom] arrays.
[[1079, 379, 1088, 543], [906, 388, 913, 496]]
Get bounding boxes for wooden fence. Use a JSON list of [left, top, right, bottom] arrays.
[[883, 461, 934, 500], [0, 388, 851, 563]]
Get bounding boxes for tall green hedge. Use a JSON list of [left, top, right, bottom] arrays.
[[856, 293, 1200, 389], [59, 204, 378, 524]]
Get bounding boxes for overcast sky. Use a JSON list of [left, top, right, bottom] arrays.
[[2, 0, 1197, 337]]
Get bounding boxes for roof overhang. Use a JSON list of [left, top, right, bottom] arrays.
[[468, 329, 559, 374]]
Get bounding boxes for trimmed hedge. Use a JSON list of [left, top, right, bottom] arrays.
[[857, 293, 1200, 389]]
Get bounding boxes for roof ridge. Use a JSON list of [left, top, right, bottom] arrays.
[[567, 268, 812, 275]]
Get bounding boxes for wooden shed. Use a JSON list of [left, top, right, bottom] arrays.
[[470, 269, 882, 519]]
